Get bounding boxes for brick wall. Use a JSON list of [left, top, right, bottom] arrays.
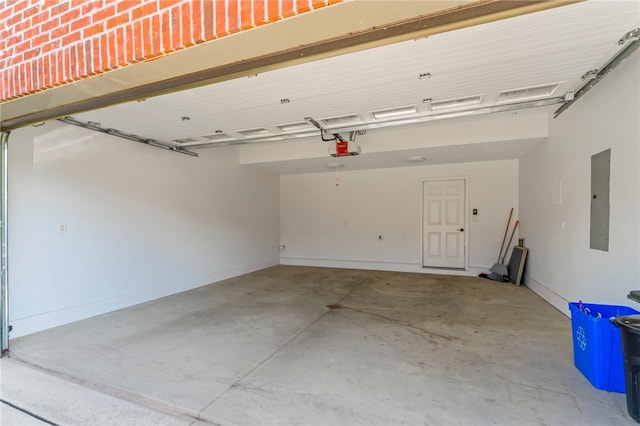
[[0, 0, 340, 103]]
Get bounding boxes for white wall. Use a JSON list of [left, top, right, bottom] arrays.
[[281, 159, 519, 274], [519, 50, 640, 314], [8, 121, 280, 337]]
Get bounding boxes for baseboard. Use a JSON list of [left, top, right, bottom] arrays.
[[281, 256, 487, 277], [9, 259, 278, 339], [524, 274, 570, 318]]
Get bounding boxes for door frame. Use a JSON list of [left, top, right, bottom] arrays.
[[0, 131, 8, 355], [420, 176, 469, 270]]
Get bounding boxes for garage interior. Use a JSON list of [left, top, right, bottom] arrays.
[[1, 0, 639, 425]]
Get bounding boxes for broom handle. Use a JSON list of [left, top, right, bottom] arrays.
[[497, 208, 514, 262], [501, 220, 519, 264]]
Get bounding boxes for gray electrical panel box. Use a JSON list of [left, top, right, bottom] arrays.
[[590, 148, 610, 251]]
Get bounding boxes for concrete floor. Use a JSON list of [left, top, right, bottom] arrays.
[[1, 266, 634, 425]]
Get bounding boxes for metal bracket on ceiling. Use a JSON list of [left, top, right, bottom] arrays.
[[304, 117, 365, 143], [57, 117, 199, 157], [554, 28, 640, 118]]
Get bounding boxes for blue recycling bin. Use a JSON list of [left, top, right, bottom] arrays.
[[568, 302, 639, 392]]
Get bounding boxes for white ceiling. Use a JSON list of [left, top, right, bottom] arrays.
[[74, 0, 639, 172]]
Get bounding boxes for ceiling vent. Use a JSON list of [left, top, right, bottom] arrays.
[[431, 95, 482, 111], [497, 83, 559, 102], [237, 128, 273, 138], [372, 106, 417, 120], [277, 122, 314, 133], [202, 133, 234, 142], [321, 115, 363, 128]]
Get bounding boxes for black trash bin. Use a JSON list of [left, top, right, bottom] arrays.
[[615, 315, 640, 423]]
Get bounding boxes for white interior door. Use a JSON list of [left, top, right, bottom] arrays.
[[422, 179, 466, 269]]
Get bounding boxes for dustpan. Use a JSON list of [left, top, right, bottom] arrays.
[[490, 220, 519, 276]]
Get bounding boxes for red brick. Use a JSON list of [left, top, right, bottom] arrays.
[[131, 1, 157, 20], [16, 64, 22, 94], [82, 0, 104, 16], [60, 7, 81, 24], [227, 0, 238, 33], [116, 26, 125, 65], [214, 1, 227, 36], [133, 19, 143, 60], [266, 1, 279, 22], [32, 32, 50, 46], [49, 1, 69, 17], [202, 0, 213, 39], [160, 10, 170, 52], [12, 0, 28, 13], [180, 2, 193, 47], [14, 40, 31, 55], [296, 0, 312, 14], [170, 5, 180, 48], [281, 0, 295, 18], [0, 6, 12, 21], [23, 61, 30, 93], [69, 45, 79, 80], [70, 16, 90, 32], [23, 5, 39, 20], [38, 55, 50, 88], [23, 47, 40, 60], [106, 13, 129, 29], [116, 0, 142, 14], [7, 12, 23, 26], [76, 41, 85, 76], [6, 35, 20, 47], [92, 5, 116, 23], [158, 0, 176, 10], [239, 0, 252, 30], [80, 40, 93, 77], [83, 39, 93, 74], [14, 20, 29, 33], [108, 31, 116, 69], [139, 18, 148, 57], [124, 23, 133, 62], [191, 0, 204, 43], [54, 52, 61, 86], [30, 10, 50, 27], [92, 37, 102, 71], [50, 24, 70, 40], [40, 16, 61, 32], [100, 33, 109, 70], [21, 25, 40, 40], [41, 40, 61, 54], [8, 52, 23, 67], [61, 31, 80, 46], [151, 14, 160, 52], [83, 22, 104, 37]]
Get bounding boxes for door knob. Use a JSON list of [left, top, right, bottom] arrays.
[[459, 228, 464, 232]]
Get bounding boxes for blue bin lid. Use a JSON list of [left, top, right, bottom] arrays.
[[615, 315, 640, 334]]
